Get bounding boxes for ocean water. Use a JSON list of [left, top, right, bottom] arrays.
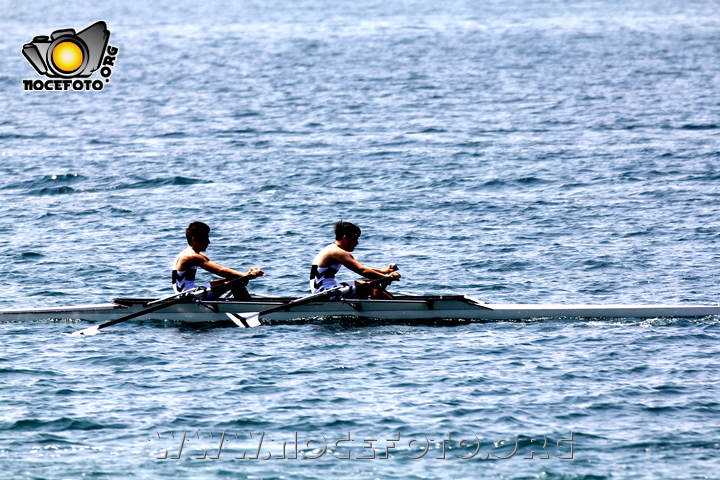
[[2, 0, 720, 478]]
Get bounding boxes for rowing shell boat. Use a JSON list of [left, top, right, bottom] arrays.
[[1, 295, 719, 324]]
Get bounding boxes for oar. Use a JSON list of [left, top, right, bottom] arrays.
[[227, 274, 397, 328], [69, 276, 251, 336]]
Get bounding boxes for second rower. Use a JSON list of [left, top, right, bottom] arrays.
[[310, 221, 400, 299]]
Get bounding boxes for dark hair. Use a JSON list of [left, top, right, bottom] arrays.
[[334, 221, 361, 241], [186, 221, 210, 245]]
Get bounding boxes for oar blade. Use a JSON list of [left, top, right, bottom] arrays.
[[68, 325, 101, 336], [244, 313, 261, 327], [226, 312, 261, 328]]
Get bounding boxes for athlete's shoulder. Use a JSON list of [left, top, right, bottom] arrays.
[[177, 247, 209, 266], [313, 243, 341, 265]]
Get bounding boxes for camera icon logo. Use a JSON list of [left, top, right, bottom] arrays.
[[22, 21, 110, 78]]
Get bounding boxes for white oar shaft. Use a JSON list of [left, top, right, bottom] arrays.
[[226, 276, 400, 328]]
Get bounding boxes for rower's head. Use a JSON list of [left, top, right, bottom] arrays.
[[186, 221, 211, 252], [335, 221, 361, 252]]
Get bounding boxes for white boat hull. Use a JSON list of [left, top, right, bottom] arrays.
[[1, 296, 719, 324]]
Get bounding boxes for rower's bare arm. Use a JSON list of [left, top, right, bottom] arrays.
[[335, 251, 399, 280], [198, 258, 263, 280]]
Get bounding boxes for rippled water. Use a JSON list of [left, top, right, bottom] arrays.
[[2, 0, 720, 478]]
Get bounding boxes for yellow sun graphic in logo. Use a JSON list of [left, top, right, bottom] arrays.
[[52, 41, 84, 73]]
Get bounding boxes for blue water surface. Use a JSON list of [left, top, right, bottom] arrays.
[[1, 0, 720, 478]]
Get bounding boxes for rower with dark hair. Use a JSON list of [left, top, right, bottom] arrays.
[[172, 221, 264, 300], [310, 221, 400, 299]]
